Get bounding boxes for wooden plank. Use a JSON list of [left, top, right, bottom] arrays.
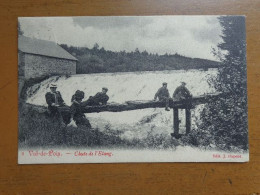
[[185, 108, 191, 134], [173, 108, 179, 136]]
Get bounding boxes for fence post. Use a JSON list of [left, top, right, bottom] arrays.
[[171, 108, 179, 137], [185, 108, 191, 134]]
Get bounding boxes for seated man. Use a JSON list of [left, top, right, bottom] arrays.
[[45, 83, 66, 117], [84, 87, 109, 106], [68, 90, 91, 128], [173, 82, 192, 100], [154, 82, 170, 111]]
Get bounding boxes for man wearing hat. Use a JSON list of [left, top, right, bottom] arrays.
[[85, 87, 109, 106], [173, 82, 192, 100], [68, 90, 91, 128], [154, 82, 170, 111], [45, 83, 66, 117]]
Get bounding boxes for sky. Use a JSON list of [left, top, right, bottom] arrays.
[[19, 16, 223, 60]]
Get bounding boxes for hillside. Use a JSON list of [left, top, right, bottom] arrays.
[[60, 44, 221, 74]]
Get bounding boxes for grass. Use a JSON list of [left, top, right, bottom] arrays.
[[18, 103, 179, 149], [19, 103, 246, 152]]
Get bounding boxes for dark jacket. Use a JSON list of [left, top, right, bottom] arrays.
[[70, 101, 85, 119], [173, 86, 192, 100], [45, 91, 65, 106], [86, 92, 109, 106], [154, 87, 170, 100], [70, 101, 91, 128]]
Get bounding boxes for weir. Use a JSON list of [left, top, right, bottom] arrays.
[[26, 93, 225, 138]]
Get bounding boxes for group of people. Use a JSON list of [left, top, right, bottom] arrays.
[[154, 82, 192, 111], [45, 81, 192, 128], [45, 84, 109, 128]]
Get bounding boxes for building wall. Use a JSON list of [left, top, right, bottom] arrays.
[[24, 53, 76, 79]]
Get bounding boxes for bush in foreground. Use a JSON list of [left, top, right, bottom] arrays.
[[18, 104, 179, 150]]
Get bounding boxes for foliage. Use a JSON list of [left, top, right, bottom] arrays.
[[142, 126, 179, 149], [198, 16, 248, 151], [18, 104, 127, 148], [59, 44, 220, 74], [18, 104, 179, 149]]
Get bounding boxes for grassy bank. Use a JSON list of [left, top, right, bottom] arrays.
[[19, 103, 247, 153], [18, 103, 180, 149]]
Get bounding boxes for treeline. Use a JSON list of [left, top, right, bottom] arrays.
[[60, 43, 220, 74]]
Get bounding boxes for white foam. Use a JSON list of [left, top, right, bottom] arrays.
[[26, 70, 217, 140]]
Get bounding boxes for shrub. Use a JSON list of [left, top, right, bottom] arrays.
[[198, 16, 248, 151]]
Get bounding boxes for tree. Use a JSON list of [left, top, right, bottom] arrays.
[[60, 43, 221, 74], [134, 48, 140, 54], [77, 54, 104, 73], [93, 43, 100, 50], [197, 16, 248, 150]]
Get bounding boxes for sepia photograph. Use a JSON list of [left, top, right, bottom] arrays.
[[18, 16, 248, 163]]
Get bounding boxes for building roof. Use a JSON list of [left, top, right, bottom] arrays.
[[18, 36, 77, 61]]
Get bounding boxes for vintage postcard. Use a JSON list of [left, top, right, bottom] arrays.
[[18, 16, 248, 164]]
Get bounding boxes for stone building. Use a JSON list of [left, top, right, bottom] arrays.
[[18, 36, 77, 79]]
